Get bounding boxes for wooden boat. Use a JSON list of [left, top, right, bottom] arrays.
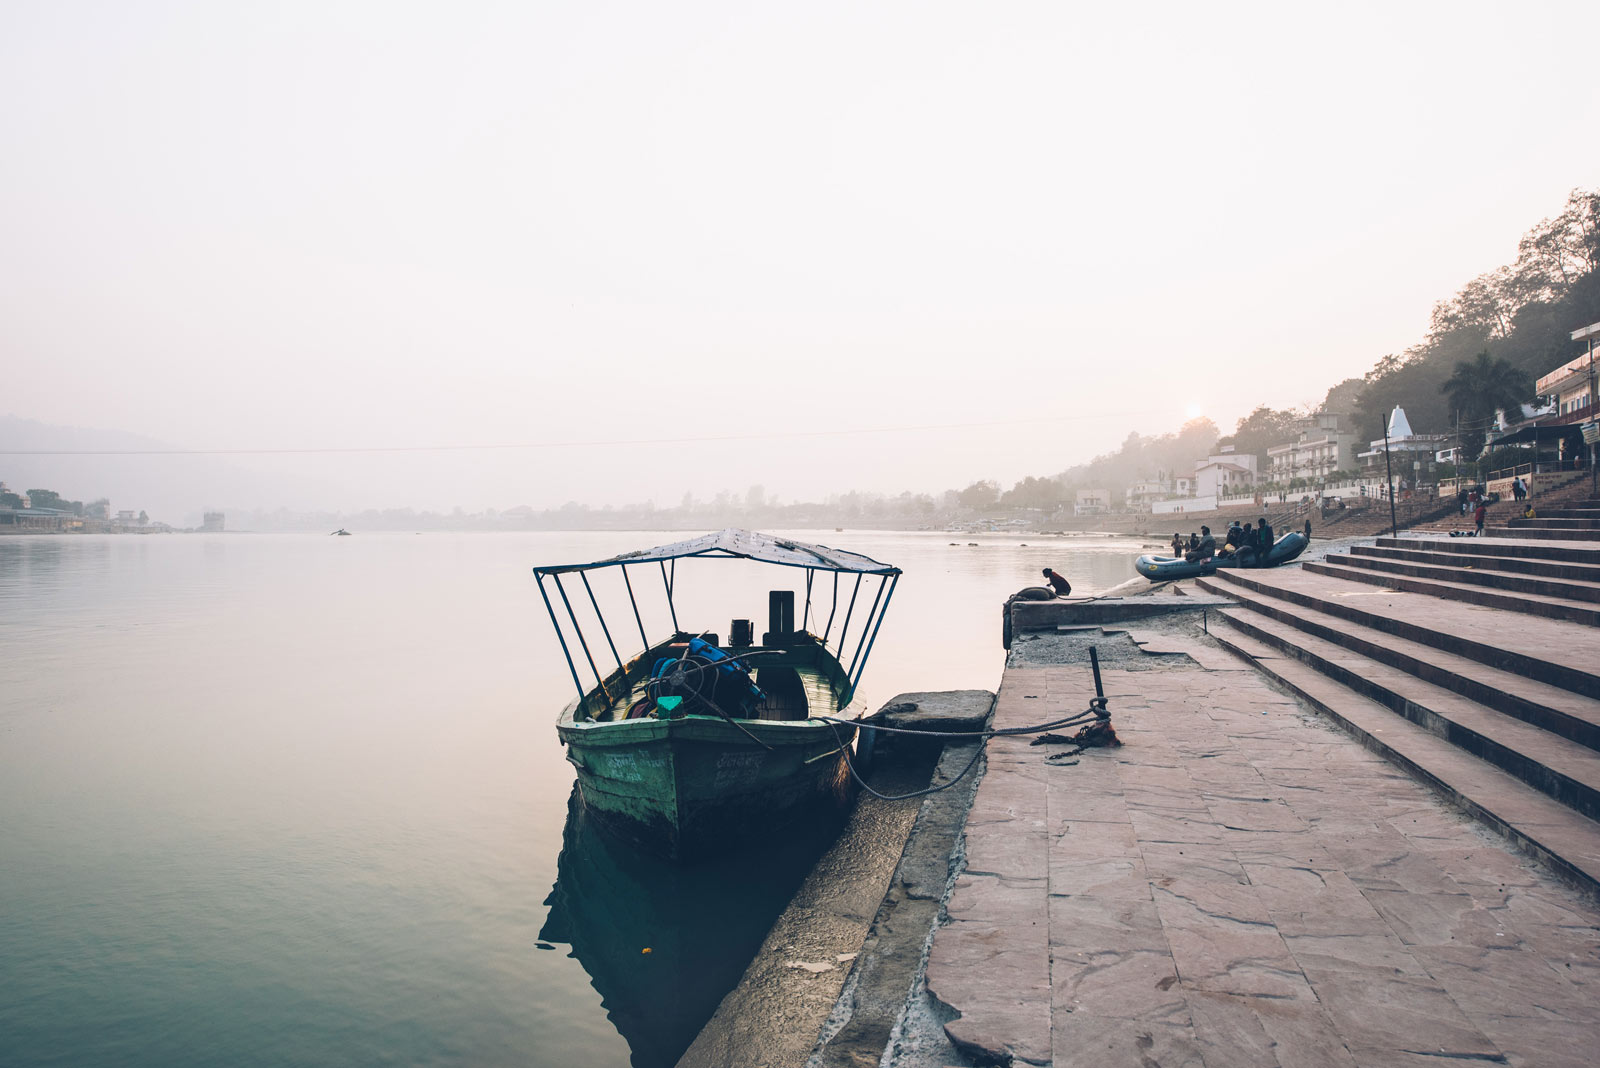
[[1134, 530, 1310, 581], [534, 529, 900, 860]]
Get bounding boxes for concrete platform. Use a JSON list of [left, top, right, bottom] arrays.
[[678, 690, 994, 1068], [1009, 594, 1235, 636], [922, 656, 1600, 1067]]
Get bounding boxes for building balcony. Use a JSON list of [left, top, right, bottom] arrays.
[[1543, 398, 1595, 426]]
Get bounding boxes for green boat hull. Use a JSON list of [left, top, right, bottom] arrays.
[[558, 714, 856, 860]]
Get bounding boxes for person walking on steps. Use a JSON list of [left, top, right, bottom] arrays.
[[1473, 501, 1487, 537]]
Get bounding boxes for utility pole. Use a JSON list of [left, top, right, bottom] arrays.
[[1589, 335, 1597, 498], [1383, 416, 1398, 537]]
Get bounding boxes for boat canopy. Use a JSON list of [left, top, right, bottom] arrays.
[[532, 529, 901, 716], [533, 528, 901, 577]]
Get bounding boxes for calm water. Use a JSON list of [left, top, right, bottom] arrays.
[[0, 530, 1139, 1067]]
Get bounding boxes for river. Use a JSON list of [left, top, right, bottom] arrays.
[[0, 529, 1142, 1067]]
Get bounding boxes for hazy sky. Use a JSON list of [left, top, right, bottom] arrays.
[[4, 1, 1599, 512]]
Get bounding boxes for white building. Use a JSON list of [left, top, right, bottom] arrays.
[[1357, 407, 1449, 480], [1074, 488, 1111, 516], [1266, 412, 1357, 484], [1193, 445, 1258, 499], [1124, 477, 1172, 512], [1536, 322, 1599, 421]]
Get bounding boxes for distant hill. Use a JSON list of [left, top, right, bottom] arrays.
[[0, 415, 295, 526]]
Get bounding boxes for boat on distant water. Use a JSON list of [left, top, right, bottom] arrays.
[[1134, 530, 1310, 581], [533, 529, 901, 860]]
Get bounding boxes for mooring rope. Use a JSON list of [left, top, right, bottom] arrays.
[[817, 699, 1108, 801]]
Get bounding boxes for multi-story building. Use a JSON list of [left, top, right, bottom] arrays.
[[1266, 412, 1357, 484], [1124, 477, 1173, 512], [1536, 321, 1599, 424], [1074, 488, 1111, 516], [1193, 446, 1258, 499]]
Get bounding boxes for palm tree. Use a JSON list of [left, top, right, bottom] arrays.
[[1440, 350, 1534, 430]]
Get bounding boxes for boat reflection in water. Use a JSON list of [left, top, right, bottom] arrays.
[[539, 787, 841, 1067]]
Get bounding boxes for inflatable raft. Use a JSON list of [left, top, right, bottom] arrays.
[[1134, 531, 1309, 582]]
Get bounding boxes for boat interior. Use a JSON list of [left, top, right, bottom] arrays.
[[577, 593, 852, 723]]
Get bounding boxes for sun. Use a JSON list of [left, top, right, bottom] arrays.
[[1185, 403, 1204, 419]]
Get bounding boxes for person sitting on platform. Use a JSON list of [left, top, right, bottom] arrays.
[[1522, 503, 1536, 520], [1041, 567, 1072, 597], [1185, 526, 1216, 562]]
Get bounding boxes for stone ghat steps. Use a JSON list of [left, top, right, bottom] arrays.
[[1210, 603, 1600, 821], [1408, 490, 1599, 534], [1301, 558, 1600, 626], [1353, 542, 1600, 583], [1194, 572, 1600, 750], [1332, 549, 1600, 602], [1489, 522, 1600, 541], [1508, 516, 1600, 530], [1197, 566, 1600, 701], [1377, 533, 1600, 565], [1208, 618, 1600, 893]]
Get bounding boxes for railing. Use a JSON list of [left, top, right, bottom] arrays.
[[1486, 458, 1586, 481]]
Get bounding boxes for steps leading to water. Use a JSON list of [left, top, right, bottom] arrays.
[[1196, 515, 1600, 892], [1206, 620, 1600, 891], [1300, 558, 1600, 625], [1354, 541, 1600, 582]]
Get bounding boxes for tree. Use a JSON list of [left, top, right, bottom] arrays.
[[957, 480, 999, 510], [24, 488, 83, 514], [1322, 378, 1363, 415], [1001, 476, 1064, 509], [1215, 407, 1304, 469], [1439, 350, 1534, 430]]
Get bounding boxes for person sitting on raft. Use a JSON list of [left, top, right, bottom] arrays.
[[1041, 567, 1072, 597], [1184, 526, 1216, 562], [1254, 517, 1274, 564]]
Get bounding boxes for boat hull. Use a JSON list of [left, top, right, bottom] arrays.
[[558, 715, 856, 860]]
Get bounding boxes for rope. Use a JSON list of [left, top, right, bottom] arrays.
[[825, 719, 989, 801], [813, 701, 1104, 739], [817, 697, 1110, 801]]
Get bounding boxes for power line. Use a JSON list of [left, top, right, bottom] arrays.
[[0, 408, 1175, 457]]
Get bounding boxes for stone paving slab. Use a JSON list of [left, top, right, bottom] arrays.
[[924, 659, 1600, 1067]]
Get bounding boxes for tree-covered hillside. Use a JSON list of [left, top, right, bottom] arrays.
[[1352, 189, 1600, 443]]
